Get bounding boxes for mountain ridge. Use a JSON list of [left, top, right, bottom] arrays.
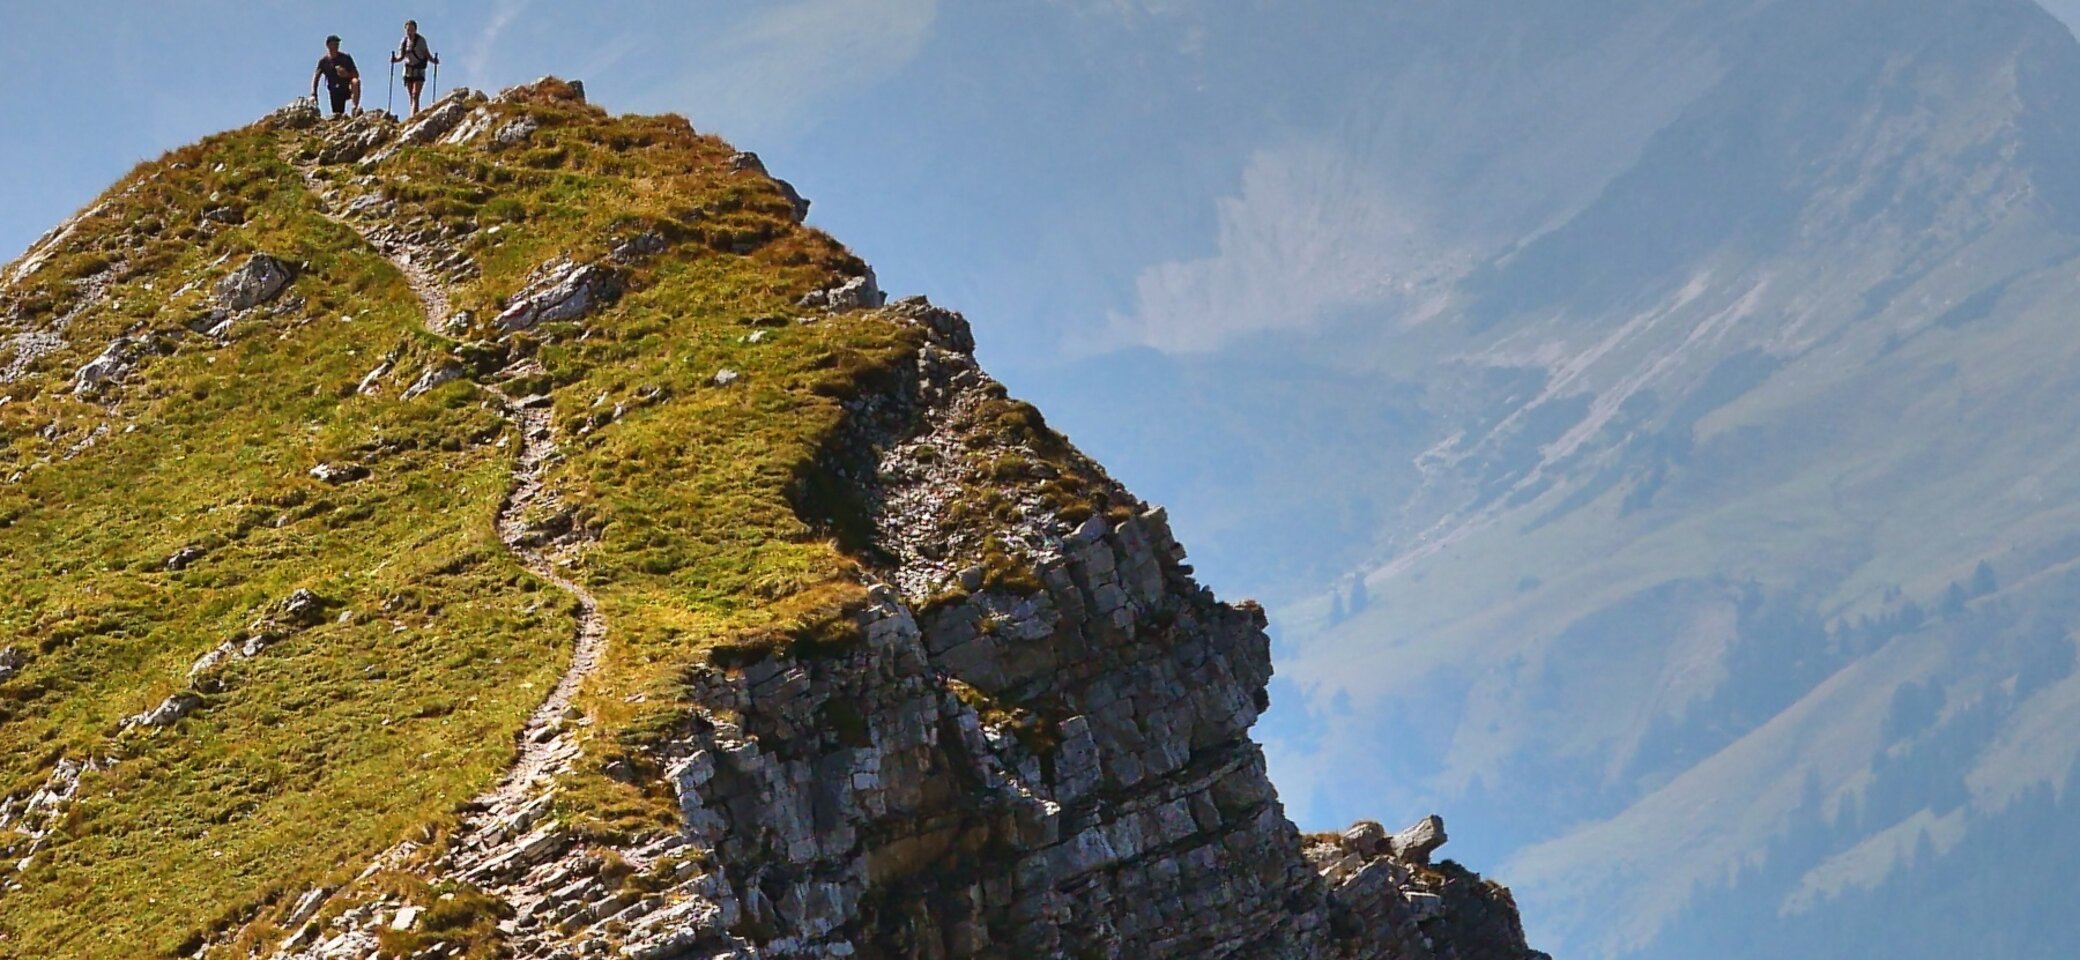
[[0, 80, 1542, 960]]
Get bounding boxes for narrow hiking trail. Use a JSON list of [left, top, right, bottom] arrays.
[[295, 158, 608, 826]]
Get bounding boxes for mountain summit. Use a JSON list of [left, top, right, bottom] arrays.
[[0, 81, 1539, 960]]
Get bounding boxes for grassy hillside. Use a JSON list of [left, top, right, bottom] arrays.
[[0, 83, 918, 957]]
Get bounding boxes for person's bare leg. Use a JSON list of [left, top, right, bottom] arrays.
[[408, 80, 424, 116], [351, 77, 364, 115]]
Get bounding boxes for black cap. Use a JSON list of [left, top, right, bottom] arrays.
[[326, 35, 341, 44]]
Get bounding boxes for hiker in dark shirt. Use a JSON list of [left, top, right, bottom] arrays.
[[310, 35, 362, 118], [392, 20, 440, 117]]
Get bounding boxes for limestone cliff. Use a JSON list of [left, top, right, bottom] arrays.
[[0, 80, 1542, 960]]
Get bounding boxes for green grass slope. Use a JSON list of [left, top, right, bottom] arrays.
[[0, 82, 918, 958]]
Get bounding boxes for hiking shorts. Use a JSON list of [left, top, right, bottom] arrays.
[[328, 86, 351, 116], [404, 66, 427, 83]]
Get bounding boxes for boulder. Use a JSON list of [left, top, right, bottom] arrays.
[[395, 92, 476, 146], [491, 115, 539, 149], [611, 231, 669, 263], [273, 589, 330, 628], [1389, 815, 1448, 865], [215, 254, 295, 310], [73, 337, 139, 398], [1341, 820, 1391, 857], [264, 97, 321, 130], [124, 691, 203, 730], [797, 270, 883, 312], [309, 462, 369, 485], [495, 259, 621, 333], [166, 546, 206, 571], [314, 113, 395, 164], [0, 645, 24, 682], [402, 363, 465, 400], [440, 107, 497, 146]]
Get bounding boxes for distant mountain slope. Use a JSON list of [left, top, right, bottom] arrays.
[[1049, 0, 2080, 956]]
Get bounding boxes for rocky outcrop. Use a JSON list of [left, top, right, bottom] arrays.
[[310, 112, 395, 166], [273, 295, 1542, 960], [215, 253, 294, 310], [121, 691, 203, 731], [308, 461, 368, 485], [731, 151, 812, 223], [72, 336, 140, 397], [364, 90, 486, 165], [494, 258, 622, 332], [798, 270, 883, 312]]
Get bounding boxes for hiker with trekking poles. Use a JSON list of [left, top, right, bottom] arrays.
[[391, 20, 440, 117], [310, 35, 363, 118]]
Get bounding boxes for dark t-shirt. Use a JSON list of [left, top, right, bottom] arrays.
[[317, 52, 358, 91]]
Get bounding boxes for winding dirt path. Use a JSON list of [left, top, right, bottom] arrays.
[[297, 164, 607, 822]]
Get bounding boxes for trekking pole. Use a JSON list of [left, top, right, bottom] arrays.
[[386, 60, 396, 117], [431, 59, 440, 102]]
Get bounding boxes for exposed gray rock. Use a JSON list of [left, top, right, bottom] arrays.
[[773, 178, 810, 223], [308, 461, 369, 485], [494, 258, 621, 333], [490, 115, 539, 149], [215, 254, 294, 310], [3, 329, 69, 383], [711, 368, 740, 387], [0, 645, 24, 682], [797, 269, 883, 312], [264, 97, 321, 130], [187, 640, 239, 682], [1390, 814, 1448, 865], [73, 337, 139, 398], [401, 362, 464, 400], [355, 351, 398, 396], [440, 106, 498, 146], [272, 589, 330, 629], [610, 231, 668, 263], [313, 113, 395, 165], [408, 91, 478, 141], [495, 77, 585, 104], [123, 691, 203, 730], [166, 545, 206, 571]]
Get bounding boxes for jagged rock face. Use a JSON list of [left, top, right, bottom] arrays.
[[291, 300, 1542, 960], [606, 301, 1546, 960]]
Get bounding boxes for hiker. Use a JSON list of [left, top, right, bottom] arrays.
[[392, 20, 440, 116], [310, 35, 362, 118]]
